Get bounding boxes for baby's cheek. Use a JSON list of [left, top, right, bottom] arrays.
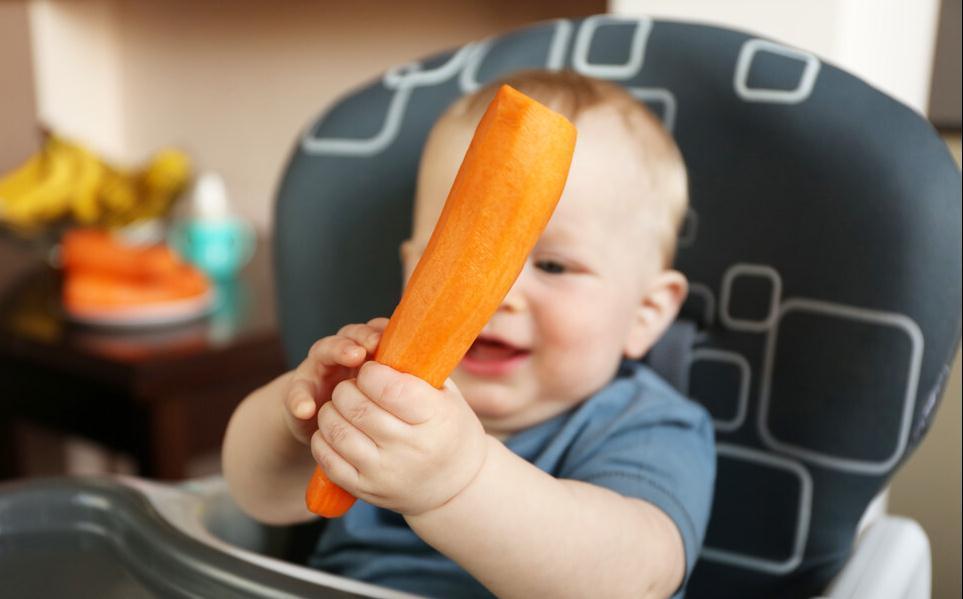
[[538, 305, 617, 398]]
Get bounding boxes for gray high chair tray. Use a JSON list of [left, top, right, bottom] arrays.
[[0, 474, 931, 598], [0, 477, 409, 599]]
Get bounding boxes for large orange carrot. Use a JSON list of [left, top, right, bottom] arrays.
[[305, 85, 577, 517]]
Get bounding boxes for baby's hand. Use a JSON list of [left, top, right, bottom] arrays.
[[312, 361, 488, 517], [282, 318, 389, 446]]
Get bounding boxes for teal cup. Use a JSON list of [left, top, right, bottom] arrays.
[[169, 218, 255, 280]]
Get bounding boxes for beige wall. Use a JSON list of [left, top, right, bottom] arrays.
[[27, 0, 125, 161], [929, 0, 961, 127], [0, 0, 39, 172], [27, 0, 603, 231], [612, 0, 942, 116]]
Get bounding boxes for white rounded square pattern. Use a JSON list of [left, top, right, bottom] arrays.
[[757, 298, 923, 474], [734, 39, 820, 104], [460, 20, 574, 93], [686, 282, 715, 326], [700, 443, 812, 575], [687, 348, 751, 433], [572, 15, 653, 80], [628, 87, 677, 133], [720, 263, 782, 332], [302, 45, 475, 156]]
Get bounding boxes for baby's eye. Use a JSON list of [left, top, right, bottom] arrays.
[[535, 259, 567, 275]]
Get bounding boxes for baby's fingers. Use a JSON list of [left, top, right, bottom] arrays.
[[283, 377, 321, 444], [308, 336, 366, 369], [336, 320, 388, 357], [287, 378, 318, 420], [366, 317, 389, 332], [305, 318, 390, 372]]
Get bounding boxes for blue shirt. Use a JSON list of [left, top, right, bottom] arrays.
[[308, 361, 716, 597]]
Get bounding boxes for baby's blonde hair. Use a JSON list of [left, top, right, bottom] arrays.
[[443, 69, 688, 267]]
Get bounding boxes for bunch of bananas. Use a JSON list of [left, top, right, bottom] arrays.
[[0, 135, 191, 232]]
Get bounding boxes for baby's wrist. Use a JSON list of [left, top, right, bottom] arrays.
[[404, 434, 498, 523]]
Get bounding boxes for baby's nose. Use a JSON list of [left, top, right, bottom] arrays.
[[498, 281, 527, 313]]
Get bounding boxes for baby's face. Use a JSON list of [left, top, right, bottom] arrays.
[[403, 107, 669, 438]]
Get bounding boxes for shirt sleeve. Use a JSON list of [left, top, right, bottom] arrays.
[[557, 371, 716, 588]]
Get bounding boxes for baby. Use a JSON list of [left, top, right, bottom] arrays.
[[223, 70, 715, 598]]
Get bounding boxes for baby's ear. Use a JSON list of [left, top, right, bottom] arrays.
[[624, 270, 688, 359]]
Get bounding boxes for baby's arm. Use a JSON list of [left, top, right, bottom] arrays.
[[222, 370, 316, 524], [407, 439, 686, 599], [222, 320, 387, 525], [310, 325, 686, 598]]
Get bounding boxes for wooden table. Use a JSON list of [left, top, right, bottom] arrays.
[[0, 241, 287, 480]]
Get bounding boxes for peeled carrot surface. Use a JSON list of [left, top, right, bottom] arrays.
[[305, 85, 577, 517]]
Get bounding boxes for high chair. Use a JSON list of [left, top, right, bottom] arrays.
[[1, 15, 959, 599]]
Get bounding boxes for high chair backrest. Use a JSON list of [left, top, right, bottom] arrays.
[[273, 16, 962, 597]]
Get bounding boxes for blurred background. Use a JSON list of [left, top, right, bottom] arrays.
[[0, 1, 959, 597]]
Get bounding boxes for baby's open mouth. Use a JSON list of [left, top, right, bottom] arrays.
[[467, 338, 528, 360], [461, 336, 531, 376]]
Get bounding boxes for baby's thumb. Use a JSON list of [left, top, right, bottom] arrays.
[[442, 377, 466, 400], [286, 379, 319, 420], [292, 397, 316, 420]]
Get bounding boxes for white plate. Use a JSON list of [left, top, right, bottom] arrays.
[[65, 289, 216, 328]]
